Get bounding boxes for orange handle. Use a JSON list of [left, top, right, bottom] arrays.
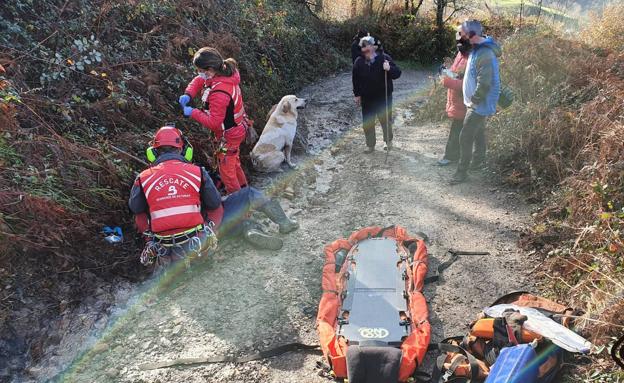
[[470, 318, 541, 342]]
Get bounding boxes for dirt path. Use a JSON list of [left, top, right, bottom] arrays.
[[26, 70, 536, 383]]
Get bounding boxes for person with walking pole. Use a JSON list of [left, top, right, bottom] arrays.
[[383, 68, 391, 163], [352, 35, 401, 154]]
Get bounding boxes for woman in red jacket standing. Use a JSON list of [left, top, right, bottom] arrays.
[[179, 47, 248, 193], [437, 29, 471, 166]]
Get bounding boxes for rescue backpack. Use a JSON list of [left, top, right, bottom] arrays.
[[431, 292, 590, 383], [317, 225, 431, 383]]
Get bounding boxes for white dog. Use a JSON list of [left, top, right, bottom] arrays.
[[251, 95, 307, 172]]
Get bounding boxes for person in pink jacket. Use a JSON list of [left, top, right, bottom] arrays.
[[437, 29, 471, 166]]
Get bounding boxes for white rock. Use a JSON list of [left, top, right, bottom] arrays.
[[172, 325, 182, 335]]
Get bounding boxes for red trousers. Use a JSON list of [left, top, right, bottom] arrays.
[[218, 125, 247, 194]]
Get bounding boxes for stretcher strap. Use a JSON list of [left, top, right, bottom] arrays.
[[430, 341, 481, 383], [374, 225, 396, 238], [138, 343, 322, 371], [139, 342, 445, 372], [425, 250, 490, 285]]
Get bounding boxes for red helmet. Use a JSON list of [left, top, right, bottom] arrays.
[[152, 126, 183, 149]]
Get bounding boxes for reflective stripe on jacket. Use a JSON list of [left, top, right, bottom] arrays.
[[138, 160, 204, 234], [189, 71, 246, 140]]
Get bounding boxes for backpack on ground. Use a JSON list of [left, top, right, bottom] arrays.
[[431, 292, 591, 383]]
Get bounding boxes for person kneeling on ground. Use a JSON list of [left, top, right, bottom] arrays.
[[204, 173, 299, 252], [352, 35, 401, 153], [128, 126, 299, 271]]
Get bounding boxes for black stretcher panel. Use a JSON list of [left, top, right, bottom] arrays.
[[338, 238, 410, 346]]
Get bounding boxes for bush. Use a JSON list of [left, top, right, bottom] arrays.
[[0, 0, 346, 260], [583, 3, 624, 53], [0, 0, 347, 376], [481, 23, 624, 356], [415, 10, 624, 368], [333, 10, 455, 63]]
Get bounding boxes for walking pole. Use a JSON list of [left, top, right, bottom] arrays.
[[384, 68, 391, 164]]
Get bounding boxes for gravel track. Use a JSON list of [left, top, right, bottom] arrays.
[[23, 69, 535, 383]]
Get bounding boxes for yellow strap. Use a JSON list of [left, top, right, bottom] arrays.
[[153, 224, 203, 240]]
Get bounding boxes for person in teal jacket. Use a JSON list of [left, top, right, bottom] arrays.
[[451, 19, 501, 184]]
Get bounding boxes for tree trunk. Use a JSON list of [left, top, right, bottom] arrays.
[[413, 0, 424, 15], [536, 0, 544, 24], [436, 0, 447, 31], [366, 0, 374, 16], [435, 0, 448, 59], [378, 0, 389, 16], [315, 0, 323, 13]]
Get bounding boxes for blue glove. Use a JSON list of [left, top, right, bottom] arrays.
[[183, 106, 194, 117], [179, 94, 191, 108]]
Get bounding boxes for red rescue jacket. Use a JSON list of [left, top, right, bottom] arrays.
[[138, 160, 204, 235], [186, 71, 246, 141], [442, 52, 469, 120]]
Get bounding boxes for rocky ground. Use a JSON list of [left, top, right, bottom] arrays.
[[19, 69, 537, 383]]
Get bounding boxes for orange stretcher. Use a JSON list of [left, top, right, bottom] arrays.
[[316, 225, 430, 382]]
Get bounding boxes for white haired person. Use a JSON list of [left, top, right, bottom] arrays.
[[352, 35, 401, 153], [451, 20, 501, 184]]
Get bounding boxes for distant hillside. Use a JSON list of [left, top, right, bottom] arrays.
[[487, 0, 578, 24], [544, 0, 611, 10]]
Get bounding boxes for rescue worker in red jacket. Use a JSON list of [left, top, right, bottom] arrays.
[[128, 126, 219, 269], [179, 47, 248, 194], [129, 127, 299, 270]]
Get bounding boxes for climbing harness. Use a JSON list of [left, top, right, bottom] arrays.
[[140, 224, 217, 266]]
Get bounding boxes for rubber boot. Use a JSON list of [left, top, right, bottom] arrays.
[[241, 220, 283, 250], [259, 199, 300, 234]]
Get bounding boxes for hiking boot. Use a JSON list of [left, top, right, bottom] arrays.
[[436, 158, 454, 166], [384, 141, 393, 151], [259, 199, 300, 234], [450, 171, 468, 185], [363, 147, 375, 154], [470, 161, 486, 171], [241, 220, 283, 250]]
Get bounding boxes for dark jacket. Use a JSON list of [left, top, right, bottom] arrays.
[[351, 40, 362, 63], [352, 51, 401, 100], [128, 152, 222, 215]]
